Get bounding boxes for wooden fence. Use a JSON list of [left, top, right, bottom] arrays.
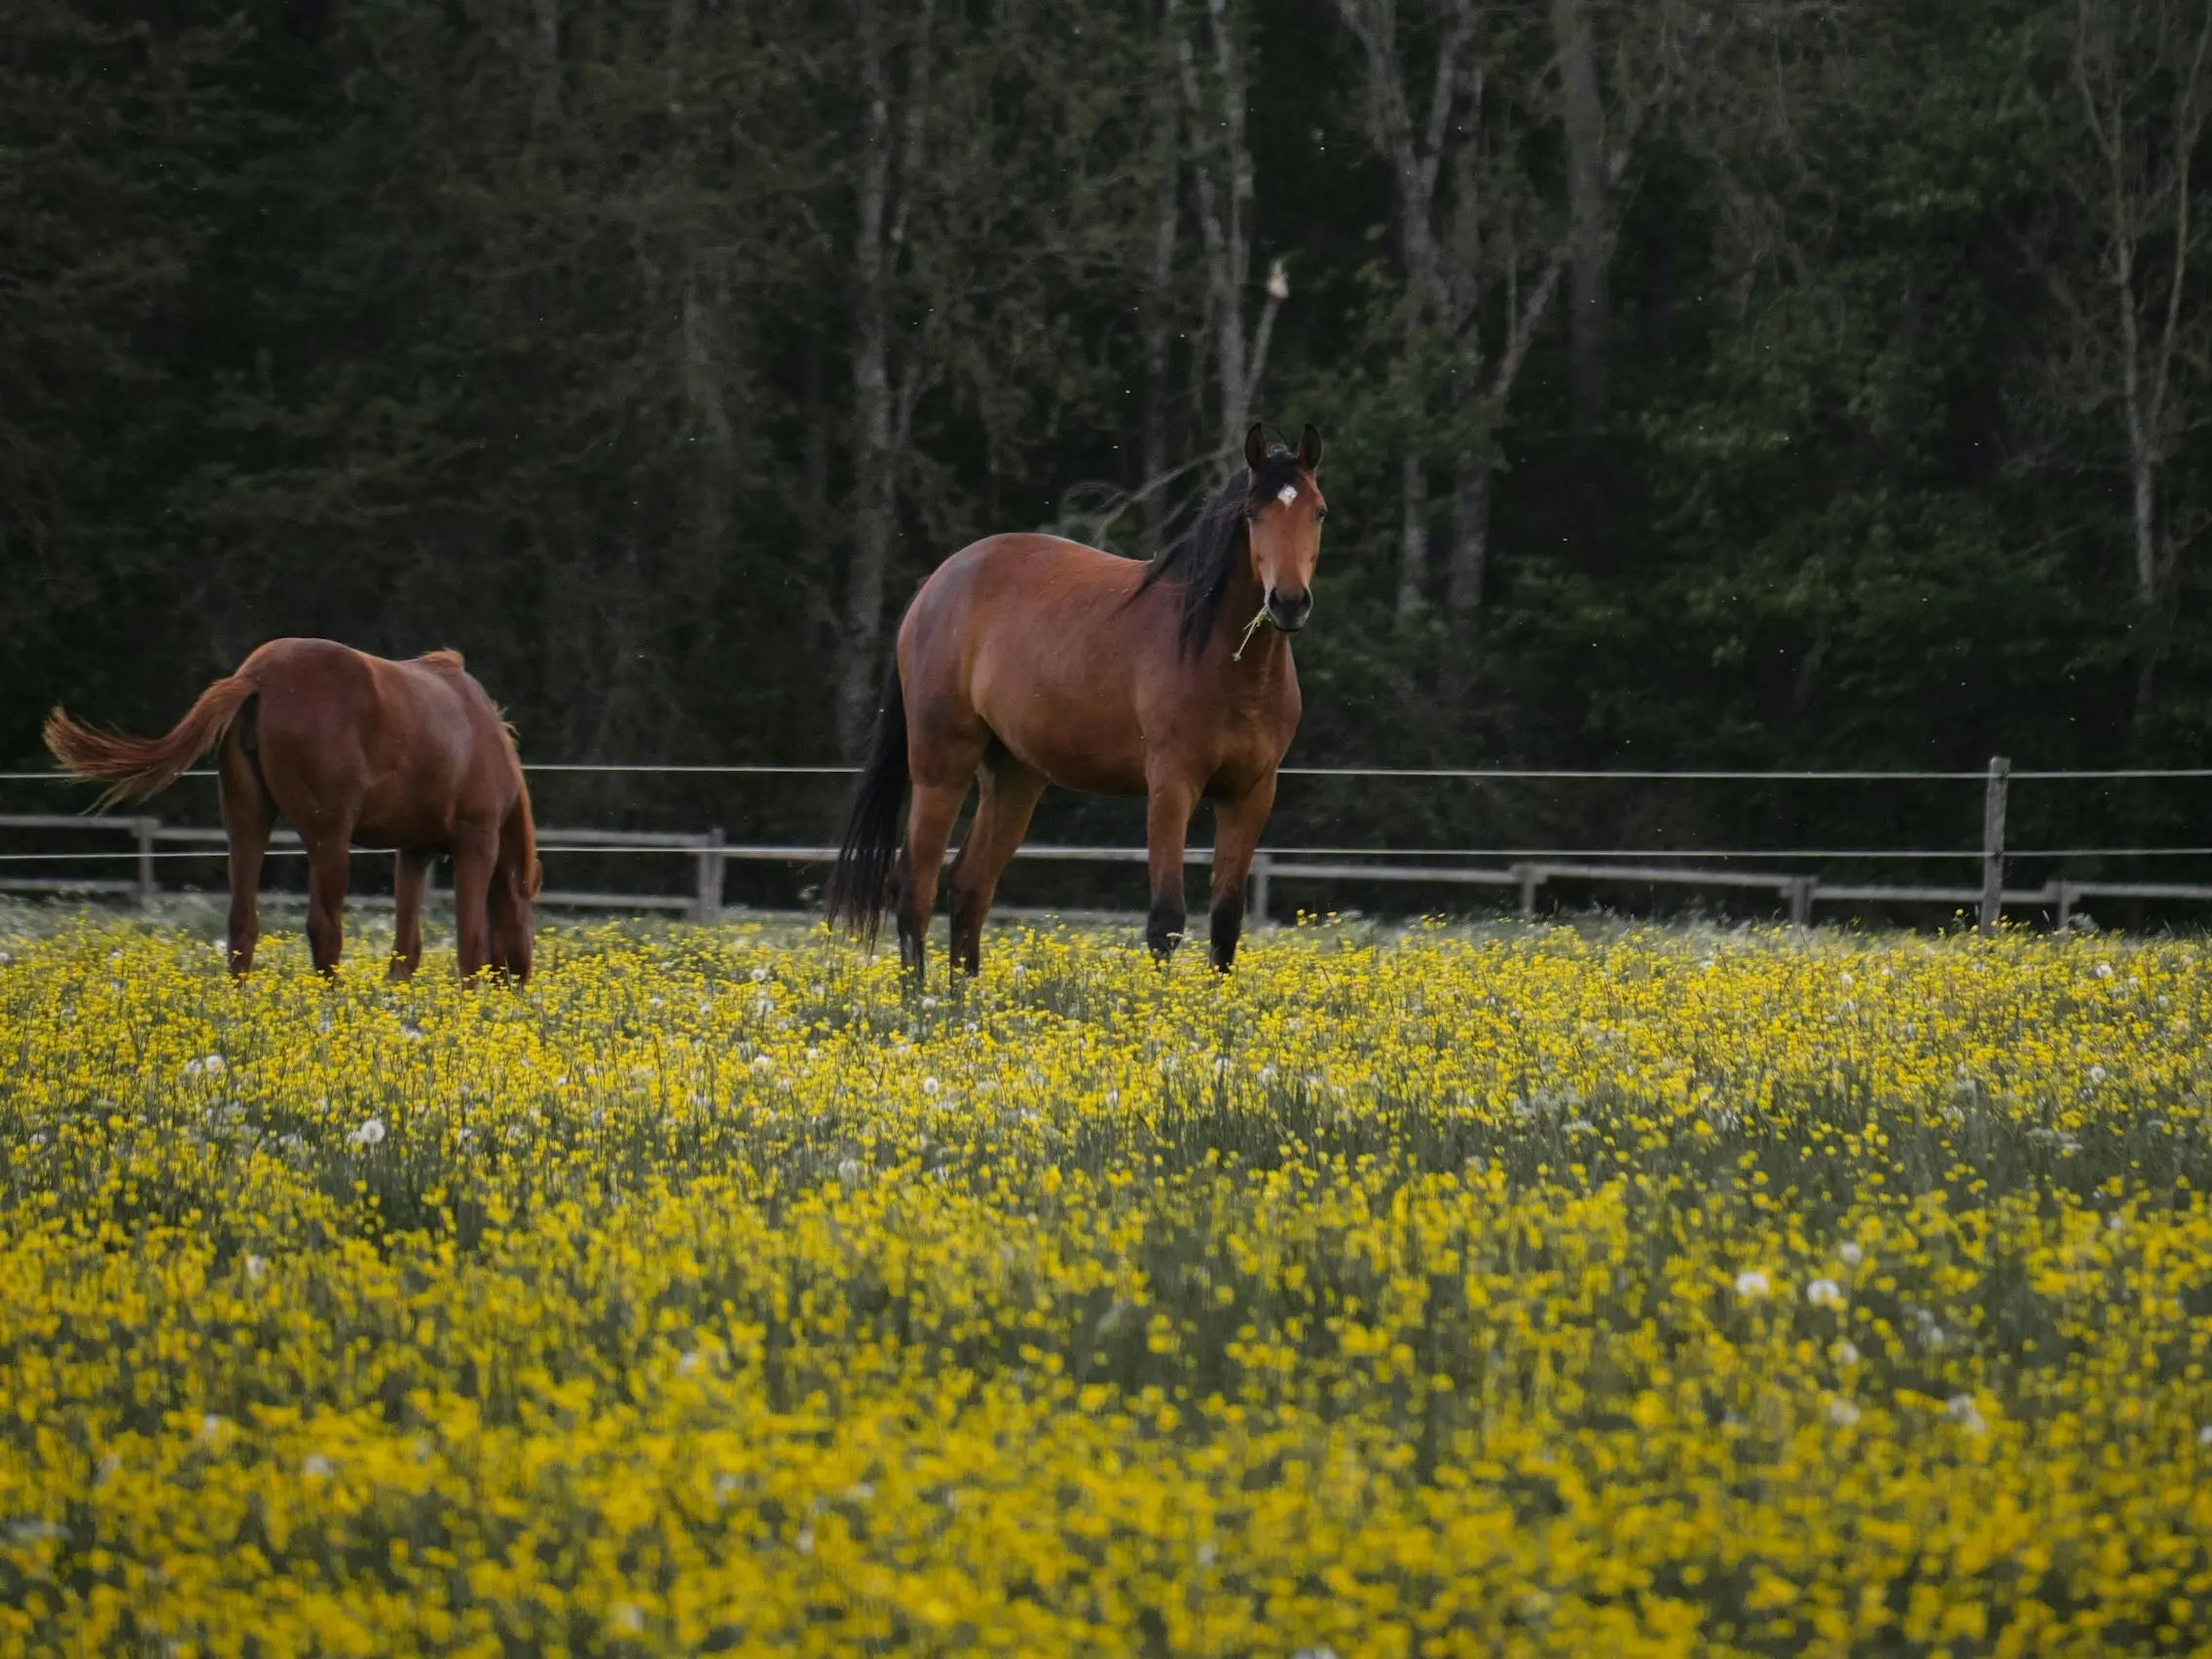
[[5, 756, 2211, 930]]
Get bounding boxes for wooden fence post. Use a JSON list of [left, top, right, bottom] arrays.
[[1514, 863, 1540, 921], [136, 817, 158, 910], [1979, 756, 2010, 937], [696, 829, 724, 924], [1788, 876, 1816, 930], [1249, 851, 1271, 925]]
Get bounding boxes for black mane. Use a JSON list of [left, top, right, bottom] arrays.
[[1136, 443, 1305, 655]]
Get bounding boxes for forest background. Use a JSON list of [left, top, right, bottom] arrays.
[[11, 0, 2212, 874]]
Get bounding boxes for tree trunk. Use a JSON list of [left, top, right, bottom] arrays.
[[681, 276, 734, 556], [837, 0, 898, 756], [1396, 452, 1427, 623], [2067, 0, 2212, 732], [1208, 0, 1251, 456], [531, 0, 561, 131], [1447, 458, 1488, 617], [802, 332, 829, 528], [2110, 116, 2173, 736], [2135, 542, 2181, 724], [1141, 0, 1181, 550], [1182, 0, 1284, 460], [1552, 0, 1608, 559], [2116, 222, 2159, 608]]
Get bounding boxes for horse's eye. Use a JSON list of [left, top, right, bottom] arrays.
[[1315, 508, 1328, 524]]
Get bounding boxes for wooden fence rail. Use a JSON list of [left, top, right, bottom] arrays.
[[4, 818, 2208, 933]]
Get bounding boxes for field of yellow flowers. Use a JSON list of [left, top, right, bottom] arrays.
[[3, 911, 2212, 1657]]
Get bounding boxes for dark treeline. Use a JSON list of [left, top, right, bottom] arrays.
[[10, 0, 2212, 879]]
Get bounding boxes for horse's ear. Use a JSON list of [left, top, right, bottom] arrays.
[[1243, 422, 1269, 472], [1297, 424, 1323, 471]]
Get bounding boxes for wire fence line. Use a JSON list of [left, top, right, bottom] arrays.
[[11, 762, 2212, 783], [15, 843, 2212, 864]]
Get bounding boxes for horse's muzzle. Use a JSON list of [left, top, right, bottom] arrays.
[[1266, 586, 1313, 633]]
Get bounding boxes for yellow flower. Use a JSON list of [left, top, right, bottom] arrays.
[[0, 913, 2207, 1655]]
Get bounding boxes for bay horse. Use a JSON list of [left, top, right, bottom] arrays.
[[828, 423, 1325, 982], [43, 638, 541, 982]]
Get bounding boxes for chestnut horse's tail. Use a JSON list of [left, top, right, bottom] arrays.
[[826, 665, 909, 944], [43, 674, 258, 810]]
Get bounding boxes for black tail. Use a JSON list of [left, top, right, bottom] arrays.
[[826, 666, 909, 944]]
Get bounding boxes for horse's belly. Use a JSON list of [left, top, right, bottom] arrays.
[[1027, 745, 1149, 797], [352, 758, 475, 847], [971, 670, 1148, 795]]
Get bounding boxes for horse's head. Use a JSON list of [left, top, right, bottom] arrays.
[[1242, 423, 1326, 634], [488, 802, 540, 984], [489, 866, 535, 984]]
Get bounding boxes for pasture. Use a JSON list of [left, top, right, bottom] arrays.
[[2, 908, 2210, 1656]]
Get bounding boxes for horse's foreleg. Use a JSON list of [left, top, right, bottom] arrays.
[[1207, 775, 1278, 973], [945, 756, 1045, 977], [899, 783, 966, 983], [451, 831, 496, 981], [218, 759, 274, 979], [390, 849, 434, 980], [303, 834, 351, 977], [1143, 778, 1198, 963]]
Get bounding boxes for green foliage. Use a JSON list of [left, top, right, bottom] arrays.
[[7, 0, 2212, 870]]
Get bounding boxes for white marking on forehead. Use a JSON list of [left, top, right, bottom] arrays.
[[1275, 484, 1300, 507]]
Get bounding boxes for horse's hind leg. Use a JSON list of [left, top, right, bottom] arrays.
[[217, 742, 274, 978], [303, 831, 352, 977], [946, 753, 1045, 977], [898, 781, 969, 982], [390, 848, 434, 980]]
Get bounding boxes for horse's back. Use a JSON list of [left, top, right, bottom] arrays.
[[238, 638, 520, 839], [240, 639, 494, 749], [911, 534, 1140, 619]]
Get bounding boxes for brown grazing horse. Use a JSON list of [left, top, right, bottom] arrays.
[[44, 639, 540, 981], [828, 423, 1325, 982]]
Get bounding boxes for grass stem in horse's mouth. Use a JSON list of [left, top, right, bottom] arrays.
[[1232, 606, 1270, 662]]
